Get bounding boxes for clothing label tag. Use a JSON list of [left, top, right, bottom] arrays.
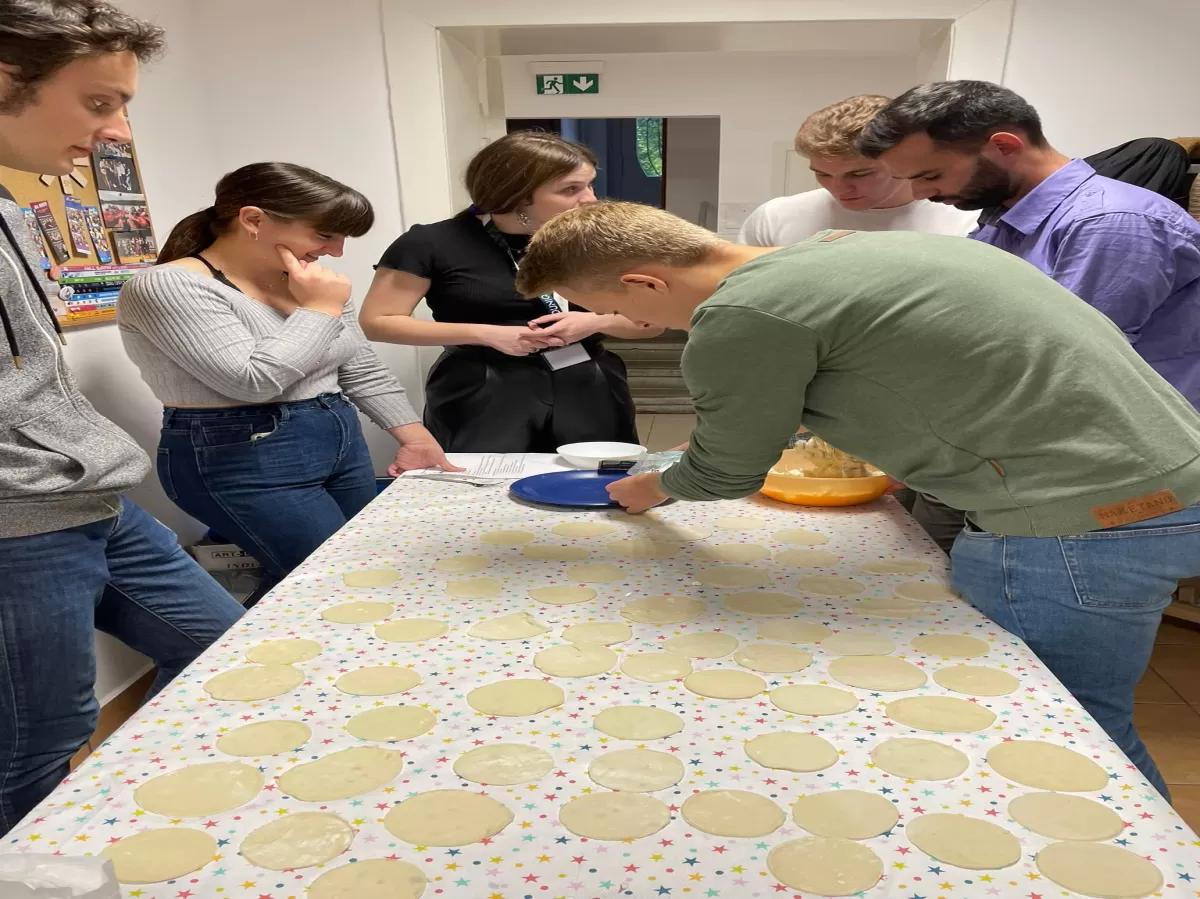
[[818, 229, 856, 242], [542, 343, 590, 371], [1090, 489, 1185, 529]]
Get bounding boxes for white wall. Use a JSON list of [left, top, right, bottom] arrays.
[[664, 118, 721, 229], [946, 0, 1013, 83], [501, 51, 924, 215]]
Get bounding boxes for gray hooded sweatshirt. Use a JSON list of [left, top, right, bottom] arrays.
[[0, 187, 149, 538]]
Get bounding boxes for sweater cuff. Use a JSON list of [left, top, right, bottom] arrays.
[[356, 393, 421, 431]]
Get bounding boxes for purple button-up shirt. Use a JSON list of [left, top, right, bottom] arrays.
[[971, 158, 1200, 407]]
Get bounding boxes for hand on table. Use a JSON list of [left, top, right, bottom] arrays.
[[607, 472, 669, 514], [387, 425, 464, 477], [525, 311, 604, 346]]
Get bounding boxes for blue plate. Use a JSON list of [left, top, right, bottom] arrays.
[[510, 470, 627, 508]]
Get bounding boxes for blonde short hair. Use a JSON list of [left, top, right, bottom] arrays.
[[794, 95, 892, 158], [515, 201, 723, 296]]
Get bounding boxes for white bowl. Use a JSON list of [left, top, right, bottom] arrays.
[[557, 442, 648, 470]]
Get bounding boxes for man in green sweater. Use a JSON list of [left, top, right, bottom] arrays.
[[516, 201, 1200, 800]]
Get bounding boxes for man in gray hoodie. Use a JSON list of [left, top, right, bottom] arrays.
[[0, 0, 244, 834]]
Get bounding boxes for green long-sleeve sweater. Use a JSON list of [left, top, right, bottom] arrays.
[[659, 230, 1200, 537]]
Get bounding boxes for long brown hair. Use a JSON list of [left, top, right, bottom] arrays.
[[157, 162, 374, 264], [465, 131, 597, 214]]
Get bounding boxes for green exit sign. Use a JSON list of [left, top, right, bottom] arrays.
[[536, 73, 600, 95]]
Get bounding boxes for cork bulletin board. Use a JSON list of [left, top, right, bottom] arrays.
[[0, 119, 156, 328]]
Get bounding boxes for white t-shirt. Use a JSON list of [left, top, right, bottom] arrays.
[[738, 189, 980, 246]]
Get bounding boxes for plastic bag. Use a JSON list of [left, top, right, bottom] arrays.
[[627, 450, 684, 476], [0, 855, 120, 899]]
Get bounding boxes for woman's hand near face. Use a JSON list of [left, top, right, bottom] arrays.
[[278, 246, 350, 318]]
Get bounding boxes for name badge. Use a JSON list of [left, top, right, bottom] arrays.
[[542, 344, 591, 371]]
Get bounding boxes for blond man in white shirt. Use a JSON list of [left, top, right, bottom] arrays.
[[739, 94, 979, 246]]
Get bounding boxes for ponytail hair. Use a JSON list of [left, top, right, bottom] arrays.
[[157, 161, 374, 264]]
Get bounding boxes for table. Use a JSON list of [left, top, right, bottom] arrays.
[[8, 461, 1200, 898]]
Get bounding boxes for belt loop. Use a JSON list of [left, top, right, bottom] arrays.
[[162, 408, 175, 428], [278, 403, 291, 422]]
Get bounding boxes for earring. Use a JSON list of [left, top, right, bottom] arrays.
[[517, 210, 531, 227], [251, 231, 259, 242]]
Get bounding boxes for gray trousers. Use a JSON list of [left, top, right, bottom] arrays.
[[895, 488, 966, 555]]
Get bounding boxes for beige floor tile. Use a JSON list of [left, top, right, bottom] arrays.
[[1156, 618, 1200, 645], [1150, 645, 1200, 704], [645, 414, 695, 453], [1136, 667, 1187, 703], [1135, 702, 1200, 785], [1170, 784, 1200, 830]]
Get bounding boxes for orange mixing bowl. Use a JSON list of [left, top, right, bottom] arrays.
[[760, 448, 889, 507]]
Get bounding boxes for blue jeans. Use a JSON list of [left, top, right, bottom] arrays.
[[952, 504, 1200, 801], [0, 499, 244, 835], [157, 394, 377, 586]]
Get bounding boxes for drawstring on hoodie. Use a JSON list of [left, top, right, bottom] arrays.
[[0, 211, 66, 370]]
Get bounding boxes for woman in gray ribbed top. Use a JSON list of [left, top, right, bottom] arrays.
[[118, 162, 458, 590]]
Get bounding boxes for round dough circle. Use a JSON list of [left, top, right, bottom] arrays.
[[384, 790, 513, 846], [859, 558, 933, 575], [446, 577, 502, 599], [723, 591, 804, 617], [621, 595, 706, 625], [522, 544, 591, 561], [684, 669, 766, 699], [714, 515, 767, 530], [553, 521, 617, 538], [308, 859, 428, 899], [563, 621, 632, 644], [588, 748, 685, 792], [453, 744, 554, 785], [468, 611, 548, 640], [896, 580, 960, 602], [135, 762, 263, 817], [1036, 841, 1163, 898], [681, 789, 784, 837], [792, 789, 899, 839], [886, 696, 996, 732], [796, 575, 865, 596], [534, 642, 617, 677], [347, 706, 436, 742], [775, 548, 840, 568], [746, 731, 838, 772], [828, 655, 927, 691], [480, 529, 535, 545], [906, 813, 1021, 870], [529, 585, 597, 605], [819, 633, 896, 656], [558, 792, 670, 841], [218, 720, 312, 757], [757, 619, 832, 643], [336, 666, 421, 696], [343, 568, 400, 588], [643, 520, 713, 542], [772, 528, 829, 545], [663, 632, 738, 658], [621, 651, 693, 683], [767, 836, 883, 897], [467, 678, 564, 716], [608, 538, 681, 559], [276, 746, 405, 801], [1009, 792, 1124, 841], [594, 706, 684, 740], [205, 665, 304, 701], [246, 638, 322, 665], [934, 665, 1020, 696], [911, 634, 989, 658], [433, 554, 490, 573], [771, 684, 859, 716], [567, 563, 625, 583], [698, 566, 771, 588], [322, 601, 394, 624], [375, 618, 449, 643], [986, 740, 1108, 791], [701, 543, 770, 562], [241, 812, 354, 870], [733, 643, 813, 673], [870, 738, 969, 781], [855, 598, 921, 618], [102, 828, 216, 884]]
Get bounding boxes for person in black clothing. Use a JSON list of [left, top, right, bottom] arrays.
[[360, 131, 662, 452]]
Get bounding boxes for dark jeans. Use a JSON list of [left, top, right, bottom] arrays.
[[0, 499, 244, 834], [158, 394, 377, 586]]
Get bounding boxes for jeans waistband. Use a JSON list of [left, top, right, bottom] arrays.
[[443, 340, 604, 363], [163, 393, 346, 427]]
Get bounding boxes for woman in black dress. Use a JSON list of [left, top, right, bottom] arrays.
[[360, 131, 661, 452]]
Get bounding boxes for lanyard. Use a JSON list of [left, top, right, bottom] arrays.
[[481, 216, 564, 316]]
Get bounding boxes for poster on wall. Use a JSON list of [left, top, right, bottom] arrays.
[[113, 230, 156, 263], [20, 207, 50, 270], [93, 149, 143, 202], [82, 205, 113, 264], [100, 201, 151, 232], [29, 200, 69, 264], [62, 197, 92, 257]]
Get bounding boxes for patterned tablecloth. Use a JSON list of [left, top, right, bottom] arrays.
[[8, 464, 1200, 899]]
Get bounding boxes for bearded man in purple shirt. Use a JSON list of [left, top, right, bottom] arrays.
[[858, 80, 1200, 408]]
